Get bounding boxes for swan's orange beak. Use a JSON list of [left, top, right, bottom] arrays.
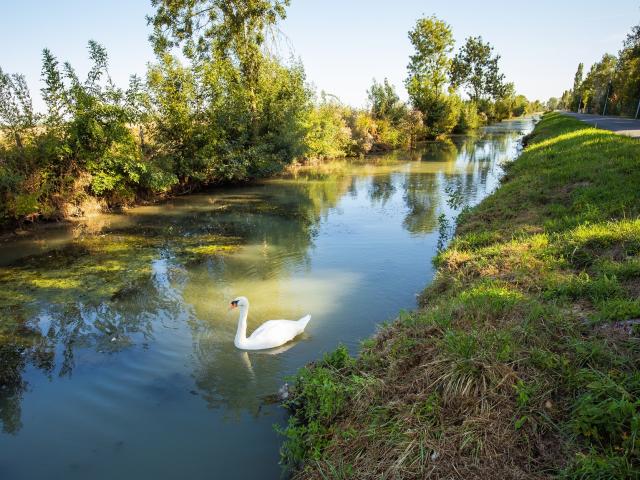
[[228, 303, 236, 310]]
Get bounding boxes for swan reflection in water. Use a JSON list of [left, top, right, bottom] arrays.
[[238, 340, 302, 379]]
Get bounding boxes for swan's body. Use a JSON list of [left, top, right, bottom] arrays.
[[230, 297, 311, 350]]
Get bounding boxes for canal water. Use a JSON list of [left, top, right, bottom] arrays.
[[0, 118, 534, 479]]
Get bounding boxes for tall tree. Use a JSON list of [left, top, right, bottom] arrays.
[[572, 63, 584, 111], [148, 0, 290, 135], [0, 68, 36, 149], [405, 16, 460, 138], [572, 63, 584, 93], [615, 25, 640, 115], [624, 24, 640, 56], [450, 36, 505, 101], [580, 54, 617, 114], [560, 90, 572, 110], [41, 49, 67, 130], [405, 16, 454, 95]]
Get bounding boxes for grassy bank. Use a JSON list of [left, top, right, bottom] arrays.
[[280, 112, 640, 479]]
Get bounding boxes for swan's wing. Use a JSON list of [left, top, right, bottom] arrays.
[[244, 319, 310, 349], [249, 320, 296, 339]]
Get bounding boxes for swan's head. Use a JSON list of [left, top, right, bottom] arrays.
[[229, 296, 249, 309]]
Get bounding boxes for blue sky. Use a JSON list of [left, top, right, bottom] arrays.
[[1, 0, 638, 111]]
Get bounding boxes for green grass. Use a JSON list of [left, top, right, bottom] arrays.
[[280, 113, 640, 479]]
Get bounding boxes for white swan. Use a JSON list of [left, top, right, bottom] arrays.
[[230, 296, 311, 350]]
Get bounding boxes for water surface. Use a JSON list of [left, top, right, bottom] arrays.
[[0, 118, 534, 479]]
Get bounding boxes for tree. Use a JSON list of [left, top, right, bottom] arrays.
[[147, 0, 310, 181], [41, 49, 67, 131], [624, 24, 640, 56], [38, 42, 149, 199], [580, 54, 616, 114], [613, 24, 640, 115], [147, 53, 203, 182], [450, 36, 505, 102], [304, 93, 352, 159], [546, 97, 560, 111], [367, 78, 406, 125], [0, 68, 37, 149], [148, 0, 290, 135], [493, 82, 515, 120], [405, 16, 460, 138], [571, 63, 584, 111], [124, 74, 151, 148], [559, 90, 572, 110], [406, 16, 454, 95]]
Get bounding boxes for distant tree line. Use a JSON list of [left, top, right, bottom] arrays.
[[0, 2, 537, 225], [549, 22, 640, 115]]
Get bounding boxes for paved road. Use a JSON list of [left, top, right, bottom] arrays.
[[562, 112, 640, 138]]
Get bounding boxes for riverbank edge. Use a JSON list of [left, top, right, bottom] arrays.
[[280, 112, 640, 479], [0, 141, 428, 238]]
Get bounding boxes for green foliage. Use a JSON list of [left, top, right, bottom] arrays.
[[280, 345, 356, 466], [147, 1, 311, 183], [303, 94, 352, 159], [570, 63, 584, 111], [450, 36, 506, 102], [1, 1, 316, 223], [405, 16, 528, 136], [546, 97, 560, 111], [0, 67, 37, 148], [571, 372, 640, 456], [492, 84, 531, 120], [415, 88, 461, 138], [367, 78, 406, 124], [303, 85, 422, 158], [566, 22, 640, 117], [405, 16, 461, 138], [454, 101, 480, 132], [148, 0, 289, 64], [561, 452, 636, 480], [406, 16, 454, 94], [578, 54, 617, 115], [0, 41, 150, 221]]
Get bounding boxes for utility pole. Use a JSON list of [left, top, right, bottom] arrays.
[[602, 81, 612, 116]]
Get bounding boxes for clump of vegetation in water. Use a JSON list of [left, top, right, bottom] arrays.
[[177, 234, 242, 261], [281, 113, 640, 479], [0, 229, 244, 311], [0, 234, 159, 310]]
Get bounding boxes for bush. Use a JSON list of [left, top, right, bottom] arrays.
[[280, 345, 355, 466], [304, 98, 352, 159], [454, 101, 480, 133]]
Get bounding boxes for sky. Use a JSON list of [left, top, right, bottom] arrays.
[[1, 0, 638, 111]]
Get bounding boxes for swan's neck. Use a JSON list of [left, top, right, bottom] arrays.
[[234, 305, 249, 348]]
